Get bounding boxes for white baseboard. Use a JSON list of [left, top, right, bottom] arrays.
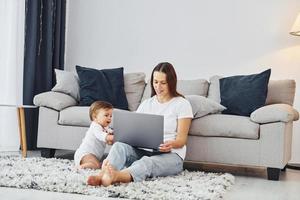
[[288, 160, 300, 165]]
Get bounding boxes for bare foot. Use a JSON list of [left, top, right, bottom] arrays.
[[101, 162, 117, 187], [80, 164, 89, 169], [87, 159, 111, 186], [87, 171, 104, 186], [80, 161, 102, 169]]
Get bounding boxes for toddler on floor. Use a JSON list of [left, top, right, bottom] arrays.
[[74, 101, 114, 169]]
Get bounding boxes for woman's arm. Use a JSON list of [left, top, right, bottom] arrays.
[[159, 118, 192, 152], [173, 118, 192, 148]]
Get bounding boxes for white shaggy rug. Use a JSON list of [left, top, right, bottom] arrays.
[[0, 155, 234, 200]]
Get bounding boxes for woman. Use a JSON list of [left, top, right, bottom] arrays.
[[87, 62, 193, 186]]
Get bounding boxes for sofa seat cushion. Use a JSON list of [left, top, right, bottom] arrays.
[[189, 114, 259, 139], [58, 106, 90, 127]]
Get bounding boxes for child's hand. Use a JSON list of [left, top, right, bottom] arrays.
[[106, 129, 114, 134], [105, 134, 114, 145]]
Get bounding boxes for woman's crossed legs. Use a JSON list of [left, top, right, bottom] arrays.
[[87, 142, 183, 186]]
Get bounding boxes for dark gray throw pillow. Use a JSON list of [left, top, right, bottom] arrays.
[[76, 65, 128, 110], [220, 69, 271, 116]]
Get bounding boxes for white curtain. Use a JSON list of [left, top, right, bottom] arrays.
[[0, 0, 25, 151]]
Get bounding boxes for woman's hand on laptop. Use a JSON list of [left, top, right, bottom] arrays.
[[159, 141, 173, 152]]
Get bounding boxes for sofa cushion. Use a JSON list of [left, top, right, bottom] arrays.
[[189, 114, 259, 139], [208, 77, 295, 107], [266, 80, 296, 106], [220, 69, 271, 116], [33, 91, 77, 111], [186, 95, 226, 119], [141, 79, 209, 102], [76, 65, 128, 110], [207, 75, 222, 103], [58, 106, 90, 127], [51, 69, 80, 101], [50, 69, 146, 111], [250, 104, 299, 123], [124, 73, 146, 111]]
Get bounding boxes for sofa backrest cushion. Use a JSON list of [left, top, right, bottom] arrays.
[[76, 66, 128, 110], [266, 80, 296, 106], [141, 79, 209, 102], [51, 69, 146, 111], [124, 73, 146, 111], [207, 75, 222, 103]]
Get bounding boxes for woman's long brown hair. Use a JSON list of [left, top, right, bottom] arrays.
[[150, 62, 183, 98]]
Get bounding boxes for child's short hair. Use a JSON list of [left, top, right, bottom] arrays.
[[89, 101, 113, 121]]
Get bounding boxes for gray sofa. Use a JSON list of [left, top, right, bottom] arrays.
[[34, 72, 299, 180]]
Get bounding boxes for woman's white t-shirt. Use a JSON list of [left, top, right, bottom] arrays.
[[136, 96, 193, 159]]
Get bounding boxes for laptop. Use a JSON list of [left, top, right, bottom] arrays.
[[112, 109, 164, 151]]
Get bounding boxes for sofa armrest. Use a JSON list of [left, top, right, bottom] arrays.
[[250, 104, 299, 124], [33, 91, 77, 111]]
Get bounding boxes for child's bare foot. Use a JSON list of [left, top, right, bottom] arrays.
[[80, 162, 101, 169], [101, 162, 117, 187], [80, 164, 89, 169]]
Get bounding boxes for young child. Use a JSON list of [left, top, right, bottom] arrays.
[[74, 101, 114, 169]]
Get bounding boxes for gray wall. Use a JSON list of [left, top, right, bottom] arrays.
[[65, 0, 300, 163]]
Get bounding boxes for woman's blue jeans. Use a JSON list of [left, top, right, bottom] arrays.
[[105, 142, 183, 182]]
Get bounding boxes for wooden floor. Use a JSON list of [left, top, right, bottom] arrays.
[[184, 161, 300, 200], [225, 169, 300, 200], [0, 150, 300, 200]]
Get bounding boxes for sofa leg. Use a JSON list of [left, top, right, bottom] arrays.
[[267, 167, 280, 180], [41, 148, 56, 158], [281, 165, 287, 172]]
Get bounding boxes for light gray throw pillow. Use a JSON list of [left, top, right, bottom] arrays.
[[51, 69, 80, 101], [186, 95, 226, 119]]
